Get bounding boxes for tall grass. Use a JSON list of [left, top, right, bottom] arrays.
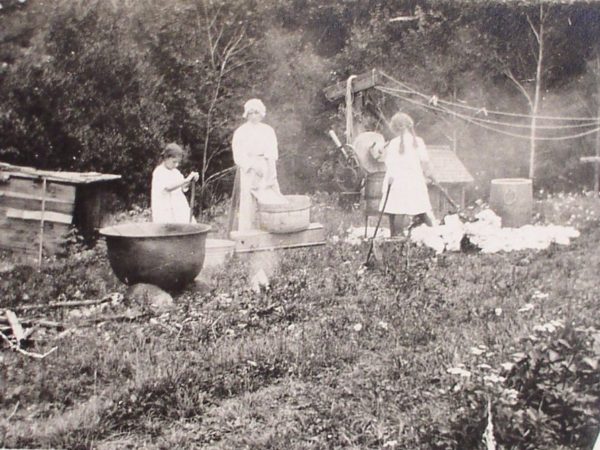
[[1, 193, 599, 449]]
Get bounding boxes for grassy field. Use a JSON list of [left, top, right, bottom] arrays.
[[1, 192, 599, 449]]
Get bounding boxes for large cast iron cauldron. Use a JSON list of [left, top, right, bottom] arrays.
[[99, 223, 211, 291]]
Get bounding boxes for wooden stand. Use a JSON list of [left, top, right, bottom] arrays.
[[229, 223, 326, 253]]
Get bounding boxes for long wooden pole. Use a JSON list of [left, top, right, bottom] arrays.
[[38, 177, 47, 268], [595, 55, 600, 195], [364, 183, 392, 266], [189, 181, 196, 223]]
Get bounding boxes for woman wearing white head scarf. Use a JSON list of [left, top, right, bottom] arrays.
[[380, 112, 435, 236], [231, 98, 284, 231]]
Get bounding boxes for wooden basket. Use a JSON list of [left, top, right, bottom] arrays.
[[257, 195, 310, 233]]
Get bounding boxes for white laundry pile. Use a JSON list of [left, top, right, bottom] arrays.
[[410, 209, 580, 254]]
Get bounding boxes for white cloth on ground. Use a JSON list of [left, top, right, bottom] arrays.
[[409, 210, 580, 254], [380, 132, 432, 215], [232, 121, 286, 230], [151, 164, 194, 223]]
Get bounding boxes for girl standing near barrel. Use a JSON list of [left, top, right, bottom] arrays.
[[380, 112, 436, 237]]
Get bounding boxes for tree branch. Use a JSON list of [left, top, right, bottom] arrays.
[[222, 59, 255, 77], [203, 166, 236, 186], [0, 331, 57, 359], [526, 13, 540, 45], [504, 68, 533, 107]]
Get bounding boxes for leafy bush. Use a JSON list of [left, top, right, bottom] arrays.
[[440, 322, 600, 449]]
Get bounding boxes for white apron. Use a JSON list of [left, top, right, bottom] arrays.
[[232, 121, 285, 230]]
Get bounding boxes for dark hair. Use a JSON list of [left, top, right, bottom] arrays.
[[161, 142, 184, 160]]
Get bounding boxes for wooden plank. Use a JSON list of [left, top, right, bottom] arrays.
[[230, 223, 326, 253], [0, 191, 74, 214], [0, 220, 69, 255], [323, 69, 380, 101], [580, 156, 600, 163], [6, 208, 72, 224], [5, 310, 26, 343], [0, 205, 71, 226], [0, 162, 121, 184], [0, 178, 76, 203]]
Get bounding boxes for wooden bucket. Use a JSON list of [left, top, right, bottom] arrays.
[[258, 195, 310, 233], [364, 172, 386, 215], [489, 178, 532, 227]]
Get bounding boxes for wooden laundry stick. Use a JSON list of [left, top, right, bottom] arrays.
[[38, 177, 47, 268], [189, 181, 196, 223], [365, 183, 392, 267]]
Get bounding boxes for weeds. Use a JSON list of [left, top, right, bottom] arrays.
[[1, 193, 599, 448]]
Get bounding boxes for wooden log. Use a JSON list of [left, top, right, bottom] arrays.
[[0, 316, 64, 330], [323, 69, 380, 101], [12, 297, 114, 312]]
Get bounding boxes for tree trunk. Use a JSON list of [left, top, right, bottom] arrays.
[[528, 4, 544, 180]]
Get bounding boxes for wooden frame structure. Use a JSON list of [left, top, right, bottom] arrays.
[[323, 69, 474, 223], [0, 162, 121, 262]]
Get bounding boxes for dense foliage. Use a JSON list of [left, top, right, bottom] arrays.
[[2, 0, 600, 204]]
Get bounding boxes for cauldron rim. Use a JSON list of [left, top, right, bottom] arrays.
[[99, 222, 211, 239]]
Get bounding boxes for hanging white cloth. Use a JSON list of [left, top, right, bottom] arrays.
[[232, 121, 286, 231], [151, 164, 194, 223], [380, 132, 433, 216]]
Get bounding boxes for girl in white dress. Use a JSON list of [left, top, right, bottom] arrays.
[[380, 113, 435, 236], [231, 98, 284, 231], [151, 143, 199, 223]]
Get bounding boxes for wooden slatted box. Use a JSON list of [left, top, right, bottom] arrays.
[[0, 162, 121, 260]]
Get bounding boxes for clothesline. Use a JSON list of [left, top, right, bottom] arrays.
[[376, 86, 598, 130], [375, 86, 600, 141], [377, 70, 600, 123]]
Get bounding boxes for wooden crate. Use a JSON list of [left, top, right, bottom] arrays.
[[0, 162, 121, 259]]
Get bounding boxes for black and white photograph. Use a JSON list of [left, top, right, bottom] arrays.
[[1, 0, 600, 448]]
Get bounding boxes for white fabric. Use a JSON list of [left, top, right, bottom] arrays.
[[232, 121, 285, 230], [408, 209, 580, 254], [151, 164, 193, 223], [380, 132, 432, 215]]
